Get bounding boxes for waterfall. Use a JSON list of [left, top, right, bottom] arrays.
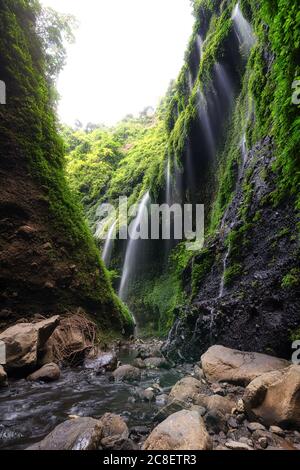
[[118, 191, 151, 303], [102, 221, 116, 267], [214, 63, 234, 107], [197, 90, 216, 158], [232, 2, 256, 53]]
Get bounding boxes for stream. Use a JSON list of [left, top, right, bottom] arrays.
[[0, 344, 192, 450]]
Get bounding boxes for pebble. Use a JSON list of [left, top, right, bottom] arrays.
[[225, 440, 253, 451], [269, 426, 285, 437], [258, 437, 268, 449], [247, 422, 266, 432]]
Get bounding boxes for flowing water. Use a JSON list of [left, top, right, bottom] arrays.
[[102, 221, 116, 267], [232, 2, 256, 53], [119, 192, 151, 304], [0, 347, 191, 450], [197, 90, 216, 158]]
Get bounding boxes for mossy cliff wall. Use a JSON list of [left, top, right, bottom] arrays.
[[0, 0, 132, 334]]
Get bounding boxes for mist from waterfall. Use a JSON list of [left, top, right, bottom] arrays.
[[102, 221, 116, 267], [118, 191, 151, 303]]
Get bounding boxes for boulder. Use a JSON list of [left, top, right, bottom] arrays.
[[84, 351, 117, 372], [201, 346, 289, 386], [143, 410, 212, 450], [154, 399, 191, 422], [201, 394, 235, 415], [144, 357, 171, 369], [0, 316, 59, 370], [168, 377, 206, 404], [27, 413, 129, 451], [40, 317, 90, 365], [0, 365, 7, 387], [243, 365, 300, 428], [27, 363, 60, 382], [112, 365, 141, 383], [27, 417, 102, 450]]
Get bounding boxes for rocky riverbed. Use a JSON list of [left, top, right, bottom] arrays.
[[1, 317, 300, 451]]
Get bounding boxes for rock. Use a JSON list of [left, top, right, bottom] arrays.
[[16, 225, 37, 238], [201, 346, 290, 386], [27, 417, 102, 450], [40, 317, 91, 365], [28, 413, 129, 451], [269, 426, 285, 437], [239, 437, 254, 448], [0, 365, 7, 387], [27, 363, 60, 382], [144, 357, 171, 369], [237, 399, 245, 413], [228, 417, 239, 429], [243, 365, 300, 428], [211, 383, 225, 396], [247, 422, 266, 432], [168, 376, 205, 404], [141, 388, 155, 402], [225, 440, 253, 451], [203, 395, 235, 415], [205, 409, 227, 433], [0, 316, 60, 370], [112, 365, 141, 383], [133, 358, 146, 369], [98, 413, 129, 449], [143, 410, 212, 450], [84, 351, 117, 372], [155, 394, 169, 406], [258, 437, 268, 449], [194, 365, 204, 380]]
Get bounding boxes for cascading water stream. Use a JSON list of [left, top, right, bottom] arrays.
[[102, 221, 116, 267], [232, 2, 256, 53], [118, 192, 151, 309], [197, 91, 216, 158]]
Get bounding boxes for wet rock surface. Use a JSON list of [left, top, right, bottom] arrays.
[[0, 341, 299, 451], [163, 138, 300, 362]]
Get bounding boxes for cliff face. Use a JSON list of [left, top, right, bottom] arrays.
[[0, 1, 132, 333], [163, 0, 300, 359]]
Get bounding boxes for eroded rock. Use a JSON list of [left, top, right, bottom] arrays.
[[243, 365, 300, 428], [201, 346, 289, 386], [0, 316, 60, 370], [143, 410, 212, 450]]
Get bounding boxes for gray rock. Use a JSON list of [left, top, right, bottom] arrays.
[[144, 357, 171, 369], [247, 422, 266, 432], [225, 440, 253, 451], [112, 365, 141, 383]]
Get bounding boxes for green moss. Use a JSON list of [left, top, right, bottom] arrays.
[[192, 248, 214, 296], [281, 268, 300, 289], [0, 0, 133, 333], [224, 263, 243, 287]]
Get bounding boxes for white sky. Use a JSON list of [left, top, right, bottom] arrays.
[[41, 0, 194, 126]]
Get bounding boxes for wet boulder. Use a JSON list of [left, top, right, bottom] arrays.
[[243, 365, 300, 428], [201, 346, 290, 386], [133, 358, 146, 369], [143, 410, 212, 450], [27, 417, 102, 450], [112, 365, 141, 383], [27, 363, 60, 382], [27, 413, 129, 451], [0, 316, 60, 370]]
